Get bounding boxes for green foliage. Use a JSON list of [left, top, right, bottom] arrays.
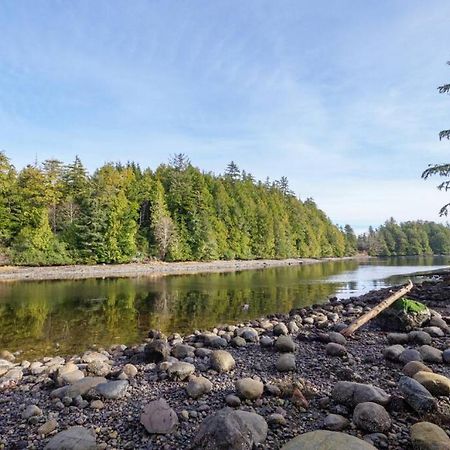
[[358, 219, 450, 256], [392, 298, 428, 314], [1, 152, 353, 265]]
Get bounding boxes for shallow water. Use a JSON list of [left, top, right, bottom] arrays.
[[0, 256, 448, 359]]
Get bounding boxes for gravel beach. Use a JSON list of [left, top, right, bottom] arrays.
[[0, 274, 450, 449]]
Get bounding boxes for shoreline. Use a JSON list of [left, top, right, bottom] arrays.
[[0, 256, 370, 283]]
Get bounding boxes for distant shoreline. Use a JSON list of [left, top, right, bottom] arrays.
[[0, 256, 370, 283]]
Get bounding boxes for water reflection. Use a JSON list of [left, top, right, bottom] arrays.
[[0, 257, 448, 359]]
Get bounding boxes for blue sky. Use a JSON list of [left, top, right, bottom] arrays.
[[1, 1, 450, 232]]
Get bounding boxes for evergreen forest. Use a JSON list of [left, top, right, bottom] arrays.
[[0, 152, 358, 266]]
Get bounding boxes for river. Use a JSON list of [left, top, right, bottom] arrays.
[[0, 256, 448, 359]]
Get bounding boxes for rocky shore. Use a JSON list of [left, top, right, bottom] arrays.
[[0, 256, 367, 282], [1, 275, 450, 449]]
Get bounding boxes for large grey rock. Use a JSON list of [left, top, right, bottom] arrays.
[[281, 430, 376, 450], [273, 323, 289, 336], [167, 362, 195, 381], [352, 402, 391, 433], [276, 353, 296, 372], [323, 414, 349, 431], [144, 339, 170, 363], [193, 407, 267, 449], [327, 331, 347, 345], [186, 376, 212, 399], [87, 360, 111, 377], [171, 344, 195, 359], [378, 304, 430, 331], [57, 363, 84, 386], [383, 344, 404, 361], [95, 380, 128, 399], [409, 331, 432, 345], [398, 376, 437, 414], [326, 343, 347, 357], [81, 351, 109, 364], [419, 345, 443, 363], [236, 378, 264, 400], [140, 399, 178, 434], [44, 426, 96, 450], [410, 421, 450, 450], [399, 348, 422, 364], [275, 336, 296, 352], [235, 327, 259, 342], [386, 333, 409, 345], [209, 350, 235, 372], [331, 381, 390, 407], [54, 377, 107, 399]]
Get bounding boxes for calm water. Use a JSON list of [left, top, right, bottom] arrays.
[[0, 256, 448, 359]]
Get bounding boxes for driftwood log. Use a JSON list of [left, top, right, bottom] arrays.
[[340, 280, 414, 337]]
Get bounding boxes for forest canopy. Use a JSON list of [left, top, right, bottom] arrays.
[[0, 152, 358, 266], [357, 219, 450, 256]]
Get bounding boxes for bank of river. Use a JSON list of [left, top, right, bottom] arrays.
[[0, 257, 366, 282]]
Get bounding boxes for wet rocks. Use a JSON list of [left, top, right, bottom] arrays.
[[331, 381, 390, 407], [275, 335, 296, 352], [276, 353, 296, 372], [95, 380, 129, 399], [398, 376, 437, 414], [140, 398, 178, 434], [414, 371, 450, 396], [186, 375, 213, 399], [193, 407, 267, 449], [44, 426, 96, 450], [410, 421, 450, 450], [281, 430, 377, 450], [236, 377, 264, 400], [353, 402, 391, 432], [209, 350, 235, 372]]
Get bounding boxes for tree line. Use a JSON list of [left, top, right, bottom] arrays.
[[357, 219, 450, 256], [0, 152, 358, 266]]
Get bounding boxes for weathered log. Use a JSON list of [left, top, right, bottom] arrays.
[[340, 280, 414, 337]]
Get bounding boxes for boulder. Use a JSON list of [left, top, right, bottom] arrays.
[[140, 399, 178, 434], [171, 344, 195, 359], [186, 376, 212, 399], [95, 380, 128, 400], [193, 407, 267, 449], [410, 421, 450, 450], [323, 414, 349, 431], [419, 345, 443, 364], [209, 350, 235, 372], [144, 339, 170, 363], [402, 361, 433, 378], [443, 349, 450, 364], [326, 343, 347, 357], [383, 345, 404, 361], [231, 336, 246, 348], [352, 402, 391, 432], [81, 351, 109, 364], [236, 378, 264, 400], [44, 426, 96, 450], [331, 381, 390, 407], [87, 360, 110, 377], [409, 331, 432, 345], [399, 348, 422, 364], [414, 371, 450, 396], [273, 323, 289, 336], [167, 362, 195, 381], [276, 353, 296, 372], [398, 376, 437, 415], [281, 430, 376, 450], [275, 336, 296, 353], [56, 377, 107, 399], [235, 327, 259, 342], [386, 333, 409, 345], [327, 331, 347, 345], [56, 363, 84, 386], [378, 299, 430, 331]]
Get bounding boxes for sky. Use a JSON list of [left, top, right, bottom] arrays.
[[1, 1, 450, 233]]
